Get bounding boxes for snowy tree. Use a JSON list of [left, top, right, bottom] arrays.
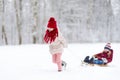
[[0, 0, 120, 45], [111, 0, 120, 42], [14, 0, 22, 44], [0, 0, 8, 45], [58, 0, 114, 43], [0, 0, 3, 45]]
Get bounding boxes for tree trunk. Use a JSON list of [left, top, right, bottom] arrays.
[[30, 0, 39, 44], [14, 0, 22, 44], [0, 0, 8, 45]]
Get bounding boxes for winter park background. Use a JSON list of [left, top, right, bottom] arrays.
[[0, 0, 120, 80]]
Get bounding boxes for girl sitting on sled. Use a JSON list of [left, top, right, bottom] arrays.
[[83, 43, 113, 66]]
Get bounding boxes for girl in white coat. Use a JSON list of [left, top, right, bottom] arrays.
[[44, 17, 67, 72]]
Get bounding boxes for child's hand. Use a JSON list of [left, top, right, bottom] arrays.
[[102, 58, 108, 63]]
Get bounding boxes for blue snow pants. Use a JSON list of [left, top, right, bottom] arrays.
[[93, 60, 104, 64]]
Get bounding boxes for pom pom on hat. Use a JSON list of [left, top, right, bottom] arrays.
[[47, 17, 57, 28]]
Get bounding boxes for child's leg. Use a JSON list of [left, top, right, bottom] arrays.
[[93, 60, 104, 64], [52, 54, 57, 63], [56, 53, 62, 70], [89, 57, 94, 63]]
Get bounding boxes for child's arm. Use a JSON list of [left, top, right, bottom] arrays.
[[59, 33, 67, 48], [93, 52, 103, 59]]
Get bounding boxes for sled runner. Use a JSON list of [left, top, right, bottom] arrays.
[[81, 60, 94, 66], [81, 60, 108, 67]]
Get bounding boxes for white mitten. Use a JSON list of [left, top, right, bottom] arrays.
[[102, 58, 108, 63], [92, 56, 98, 60]]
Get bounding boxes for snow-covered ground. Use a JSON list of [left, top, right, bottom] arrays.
[[0, 43, 120, 80]]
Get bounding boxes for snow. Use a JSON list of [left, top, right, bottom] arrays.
[[0, 43, 120, 80]]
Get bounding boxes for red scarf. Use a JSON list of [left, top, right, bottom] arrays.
[[44, 28, 58, 43]]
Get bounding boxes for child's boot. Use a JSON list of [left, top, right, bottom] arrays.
[[84, 56, 90, 63], [62, 60, 67, 70]]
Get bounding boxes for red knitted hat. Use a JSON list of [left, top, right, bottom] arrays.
[[47, 17, 57, 28]]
